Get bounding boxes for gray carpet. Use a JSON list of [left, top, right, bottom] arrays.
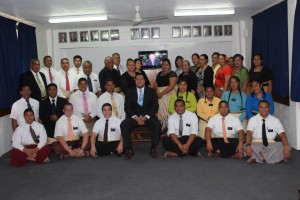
[[0, 144, 299, 200]]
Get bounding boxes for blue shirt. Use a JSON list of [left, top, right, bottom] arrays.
[[221, 90, 247, 122], [245, 92, 274, 118]]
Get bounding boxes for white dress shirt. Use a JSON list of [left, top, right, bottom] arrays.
[[69, 66, 83, 78], [92, 116, 121, 142], [206, 113, 243, 138], [54, 114, 88, 139], [53, 69, 76, 98], [12, 121, 47, 151], [113, 64, 126, 75], [10, 98, 39, 125], [73, 72, 101, 93], [247, 114, 285, 139], [40, 66, 58, 85], [167, 111, 198, 137], [96, 92, 125, 121], [69, 90, 97, 118]]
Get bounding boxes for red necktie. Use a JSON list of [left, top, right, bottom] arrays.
[[66, 72, 70, 91], [49, 68, 53, 82]]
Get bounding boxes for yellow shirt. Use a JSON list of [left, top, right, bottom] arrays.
[[196, 97, 221, 121]]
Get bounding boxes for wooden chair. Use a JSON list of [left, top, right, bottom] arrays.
[[130, 126, 152, 146]]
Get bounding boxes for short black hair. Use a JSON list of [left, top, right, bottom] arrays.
[[219, 100, 229, 107], [102, 103, 112, 111], [105, 78, 115, 85], [63, 102, 73, 109], [259, 99, 270, 107], [73, 55, 82, 61], [47, 83, 57, 90], [200, 54, 209, 61], [20, 85, 31, 91], [192, 53, 200, 59], [174, 99, 185, 106], [24, 108, 34, 116], [234, 54, 244, 61], [212, 52, 220, 57], [78, 77, 87, 84], [43, 55, 52, 62], [61, 58, 69, 64]]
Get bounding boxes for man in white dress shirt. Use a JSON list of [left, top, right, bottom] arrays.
[[39, 55, 58, 85], [205, 100, 244, 158], [52, 102, 90, 158], [163, 99, 203, 158], [245, 100, 290, 164], [69, 55, 83, 77], [96, 78, 125, 121], [90, 103, 123, 157], [11, 108, 51, 167], [10, 85, 39, 131], [112, 53, 126, 75]]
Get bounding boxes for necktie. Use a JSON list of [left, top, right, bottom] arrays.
[[83, 92, 89, 113], [36, 73, 46, 97], [262, 119, 268, 147], [111, 94, 119, 117], [51, 99, 56, 115], [49, 68, 53, 83], [103, 119, 109, 143], [76, 68, 80, 75], [66, 72, 70, 91], [26, 99, 32, 109], [222, 117, 229, 143], [87, 76, 93, 92], [138, 89, 143, 106], [68, 118, 74, 141], [179, 115, 183, 137], [29, 125, 40, 144]]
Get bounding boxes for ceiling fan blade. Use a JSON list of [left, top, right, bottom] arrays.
[[133, 20, 143, 26], [143, 16, 168, 22], [109, 18, 132, 22]]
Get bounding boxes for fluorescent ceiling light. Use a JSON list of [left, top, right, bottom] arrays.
[[174, 8, 235, 16], [49, 14, 107, 23]]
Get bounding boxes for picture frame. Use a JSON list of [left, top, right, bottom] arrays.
[[110, 29, 119, 40], [69, 31, 78, 42], [58, 32, 67, 43], [224, 25, 233, 36], [172, 26, 181, 38], [80, 31, 89, 42], [131, 28, 140, 40], [101, 30, 109, 41], [141, 28, 150, 39], [182, 26, 191, 37], [192, 26, 201, 37], [203, 25, 212, 37], [90, 30, 99, 41], [151, 27, 160, 39], [214, 25, 223, 36]]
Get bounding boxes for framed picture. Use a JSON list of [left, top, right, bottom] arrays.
[[224, 25, 233, 36], [80, 31, 89, 42], [192, 26, 201, 37], [101, 30, 109, 41], [214, 25, 223, 36], [58, 32, 67, 43], [172, 26, 181, 38], [182, 26, 191, 37], [90, 30, 99, 41], [131, 28, 140, 40], [203, 25, 212, 37], [110, 29, 119, 40], [141, 28, 150, 39], [151, 27, 160, 39], [69, 31, 78, 42]]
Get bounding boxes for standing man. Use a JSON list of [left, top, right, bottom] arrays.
[[90, 103, 123, 157], [163, 99, 203, 158], [19, 58, 47, 101], [11, 108, 51, 167], [205, 100, 244, 158], [121, 73, 161, 159], [245, 100, 291, 164], [69, 55, 83, 78], [39, 83, 68, 143], [40, 56, 58, 85], [112, 53, 126, 75]]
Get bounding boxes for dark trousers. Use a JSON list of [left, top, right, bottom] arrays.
[[121, 118, 161, 150], [212, 138, 239, 158], [162, 135, 203, 157], [51, 139, 91, 156], [95, 141, 120, 156]]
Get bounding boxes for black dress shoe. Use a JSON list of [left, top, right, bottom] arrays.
[[125, 150, 133, 160], [150, 148, 158, 159]]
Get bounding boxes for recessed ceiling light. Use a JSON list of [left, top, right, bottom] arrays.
[[174, 8, 235, 16], [49, 14, 107, 23]]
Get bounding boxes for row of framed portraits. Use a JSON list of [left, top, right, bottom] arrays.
[[58, 29, 120, 43], [172, 25, 233, 38]]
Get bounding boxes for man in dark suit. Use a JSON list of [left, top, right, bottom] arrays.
[[39, 83, 67, 142], [144, 54, 161, 66], [19, 58, 47, 101], [121, 73, 161, 160]]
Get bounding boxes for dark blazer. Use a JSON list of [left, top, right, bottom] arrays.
[[20, 70, 47, 101], [39, 97, 68, 138], [125, 86, 158, 118]]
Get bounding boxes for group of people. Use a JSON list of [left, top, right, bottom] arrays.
[[9, 51, 290, 167]]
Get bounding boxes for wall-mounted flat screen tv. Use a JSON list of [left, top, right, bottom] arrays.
[[138, 50, 168, 69]]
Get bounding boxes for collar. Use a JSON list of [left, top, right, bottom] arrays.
[[30, 69, 39, 75], [136, 87, 145, 93], [49, 96, 57, 102], [175, 111, 187, 118], [79, 90, 88, 95], [258, 114, 270, 120]]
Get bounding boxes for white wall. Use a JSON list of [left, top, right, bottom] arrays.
[[0, 115, 12, 156]]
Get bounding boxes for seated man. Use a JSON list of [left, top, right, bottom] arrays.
[[52, 103, 90, 158], [11, 108, 51, 167], [245, 100, 290, 164], [120, 73, 161, 159], [90, 103, 123, 157], [10, 85, 39, 131], [39, 83, 68, 143], [163, 99, 203, 158], [205, 100, 244, 158]]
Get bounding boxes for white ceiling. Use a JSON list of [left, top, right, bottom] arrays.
[[0, 0, 280, 28]]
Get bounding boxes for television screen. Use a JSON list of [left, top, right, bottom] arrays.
[[138, 50, 168, 69]]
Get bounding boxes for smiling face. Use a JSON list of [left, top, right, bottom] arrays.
[[234, 56, 243, 68], [127, 60, 136, 72], [61, 59, 69, 72], [63, 104, 73, 118], [30, 60, 40, 73], [135, 60, 142, 70], [218, 55, 226, 66], [102, 105, 112, 119], [212, 54, 219, 65], [199, 56, 208, 67], [258, 101, 270, 118], [20, 86, 31, 100], [205, 87, 214, 99], [24, 110, 35, 125], [251, 81, 262, 94], [175, 100, 185, 115], [182, 61, 190, 73], [162, 60, 171, 72], [78, 79, 88, 92], [178, 81, 188, 92], [135, 74, 145, 89], [192, 55, 199, 66], [47, 85, 57, 98], [219, 101, 229, 117]]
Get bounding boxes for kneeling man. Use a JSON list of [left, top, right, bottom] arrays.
[[245, 100, 290, 164], [163, 99, 203, 158], [11, 108, 51, 167], [205, 100, 244, 158]]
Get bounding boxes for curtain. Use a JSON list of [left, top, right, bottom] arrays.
[[291, 0, 300, 102], [0, 17, 21, 109], [251, 1, 289, 98]]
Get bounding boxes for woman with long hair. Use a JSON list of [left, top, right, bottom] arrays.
[[174, 56, 184, 77]]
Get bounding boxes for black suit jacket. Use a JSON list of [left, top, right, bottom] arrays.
[[125, 86, 158, 118], [19, 70, 47, 101], [39, 97, 68, 138]]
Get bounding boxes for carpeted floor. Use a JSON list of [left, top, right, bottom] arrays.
[[0, 143, 299, 200]]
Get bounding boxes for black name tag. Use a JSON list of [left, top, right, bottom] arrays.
[[227, 127, 233, 130], [186, 123, 191, 127], [93, 79, 97, 81], [73, 127, 78, 130], [110, 128, 116, 132], [268, 129, 273, 132], [209, 104, 213, 106]]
